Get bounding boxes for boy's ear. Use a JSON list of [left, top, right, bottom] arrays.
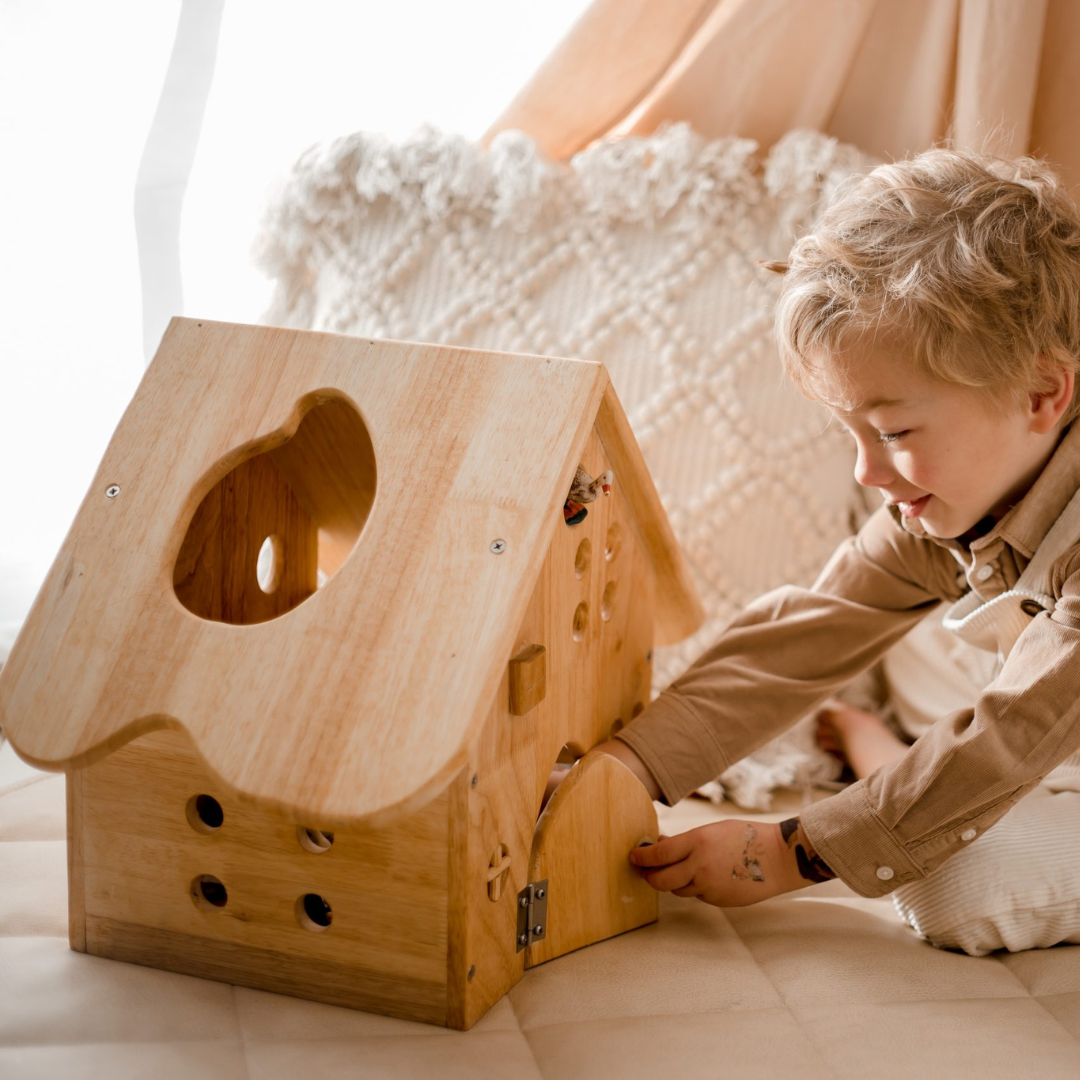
[[1029, 357, 1075, 432]]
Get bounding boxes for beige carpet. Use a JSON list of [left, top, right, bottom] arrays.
[[2, 756, 1079, 1079]]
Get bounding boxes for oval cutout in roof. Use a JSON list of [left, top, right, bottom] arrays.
[[173, 395, 377, 624]]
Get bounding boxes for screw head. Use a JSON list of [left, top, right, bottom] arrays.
[[105, 485, 121, 498], [535, 888, 546, 899], [533, 924, 543, 936], [519, 895, 530, 908], [518, 932, 529, 945], [490, 539, 507, 554]]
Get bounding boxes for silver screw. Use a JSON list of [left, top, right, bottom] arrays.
[[490, 539, 506, 554], [105, 485, 121, 498], [535, 888, 546, 899], [518, 932, 529, 945], [533, 924, 543, 936], [519, 896, 530, 908]]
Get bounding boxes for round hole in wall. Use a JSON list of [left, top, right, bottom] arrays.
[[297, 826, 334, 854], [256, 535, 283, 594], [572, 602, 589, 642], [296, 892, 333, 932], [601, 580, 616, 622], [191, 874, 228, 910], [574, 538, 591, 579], [556, 742, 586, 765], [186, 794, 224, 833], [605, 523, 622, 562]]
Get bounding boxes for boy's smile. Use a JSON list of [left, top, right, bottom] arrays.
[[814, 336, 1075, 545]]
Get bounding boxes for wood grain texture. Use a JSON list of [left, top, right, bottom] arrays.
[[525, 750, 659, 967], [173, 451, 318, 624], [457, 425, 659, 1026], [60, 422, 669, 1030], [66, 769, 86, 952], [508, 644, 547, 715], [75, 727, 452, 1019], [0, 318, 703, 824], [86, 916, 448, 1023]]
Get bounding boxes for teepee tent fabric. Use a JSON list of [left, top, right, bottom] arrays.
[[482, 0, 1080, 197]]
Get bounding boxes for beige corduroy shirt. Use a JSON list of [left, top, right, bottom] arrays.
[[614, 421, 1080, 898]]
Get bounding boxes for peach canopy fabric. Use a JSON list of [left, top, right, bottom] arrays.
[[482, 0, 1080, 197]]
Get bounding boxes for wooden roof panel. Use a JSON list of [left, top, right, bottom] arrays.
[[0, 318, 703, 822]]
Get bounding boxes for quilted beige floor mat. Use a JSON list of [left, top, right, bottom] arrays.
[[2, 753, 1079, 1079]]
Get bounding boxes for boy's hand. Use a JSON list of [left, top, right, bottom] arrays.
[[629, 818, 827, 907]]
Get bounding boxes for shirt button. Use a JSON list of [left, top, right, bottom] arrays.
[[976, 565, 994, 582], [876, 866, 895, 880], [961, 828, 977, 841]]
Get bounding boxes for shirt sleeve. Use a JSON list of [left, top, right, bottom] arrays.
[[613, 503, 959, 814], [799, 558, 1080, 897]]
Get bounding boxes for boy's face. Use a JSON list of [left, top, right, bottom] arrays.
[[816, 336, 1067, 544]]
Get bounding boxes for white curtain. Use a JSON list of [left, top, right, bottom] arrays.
[[0, 0, 593, 661]]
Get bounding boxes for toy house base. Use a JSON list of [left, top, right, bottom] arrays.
[[3, 319, 704, 1030], [66, 727, 658, 1029]]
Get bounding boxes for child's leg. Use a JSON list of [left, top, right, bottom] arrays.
[[815, 702, 909, 778], [891, 786, 1080, 956]]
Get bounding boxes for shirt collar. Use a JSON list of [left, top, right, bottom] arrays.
[[885, 421, 1080, 560]]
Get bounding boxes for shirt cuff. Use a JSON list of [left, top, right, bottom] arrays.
[[798, 780, 928, 898], [611, 688, 732, 808]]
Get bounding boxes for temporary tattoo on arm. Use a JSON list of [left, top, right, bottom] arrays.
[[779, 817, 836, 883], [730, 823, 766, 882]]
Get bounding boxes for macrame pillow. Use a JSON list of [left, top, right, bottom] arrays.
[[252, 121, 883, 807]]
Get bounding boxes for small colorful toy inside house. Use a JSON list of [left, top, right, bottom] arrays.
[[0, 318, 704, 1029]]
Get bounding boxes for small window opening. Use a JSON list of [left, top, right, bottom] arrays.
[[191, 874, 228, 909], [296, 892, 333, 931], [297, 826, 335, 854], [256, 535, 283, 594], [572, 602, 589, 641], [186, 794, 224, 833]]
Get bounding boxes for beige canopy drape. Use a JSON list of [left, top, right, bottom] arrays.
[[482, 0, 1080, 197]]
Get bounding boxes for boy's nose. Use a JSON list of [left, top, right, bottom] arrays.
[[853, 442, 895, 489]]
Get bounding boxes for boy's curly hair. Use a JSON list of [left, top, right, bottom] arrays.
[[773, 145, 1080, 426]]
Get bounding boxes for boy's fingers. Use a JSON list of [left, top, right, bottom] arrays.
[[643, 861, 695, 893], [629, 832, 691, 866]]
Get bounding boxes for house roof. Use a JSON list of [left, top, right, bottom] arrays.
[[0, 318, 704, 823]]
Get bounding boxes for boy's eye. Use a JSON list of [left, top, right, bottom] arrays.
[[834, 425, 908, 445]]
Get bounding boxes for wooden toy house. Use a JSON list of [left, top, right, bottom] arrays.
[[0, 317, 705, 1030]]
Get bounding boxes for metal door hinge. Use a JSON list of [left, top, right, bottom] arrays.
[[515, 879, 549, 952]]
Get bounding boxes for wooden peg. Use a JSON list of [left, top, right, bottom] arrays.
[[508, 644, 546, 715]]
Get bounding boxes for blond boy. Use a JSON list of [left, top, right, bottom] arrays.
[[586, 146, 1080, 955]]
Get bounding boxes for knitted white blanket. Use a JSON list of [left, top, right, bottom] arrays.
[[251, 121, 885, 808]]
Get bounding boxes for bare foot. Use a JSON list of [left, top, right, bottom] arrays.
[[815, 704, 909, 779]]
